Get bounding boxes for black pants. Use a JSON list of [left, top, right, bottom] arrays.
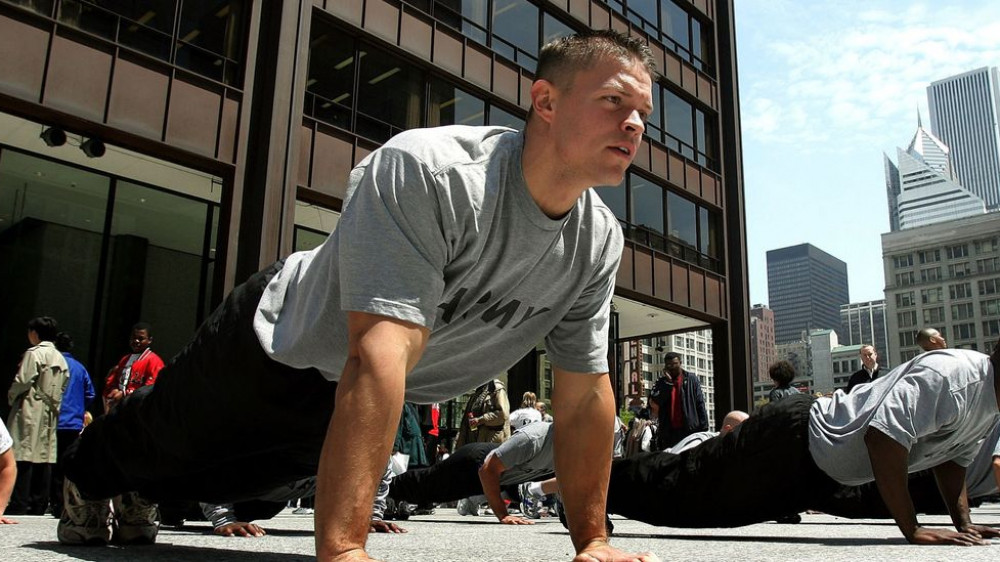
[[389, 443, 500, 504], [10, 461, 53, 515], [64, 262, 339, 504], [608, 394, 842, 527], [50, 428, 81, 516]]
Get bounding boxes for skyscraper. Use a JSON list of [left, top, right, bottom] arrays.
[[749, 304, 777, 383], [767, 244, 850, 344], [884, 117, 985, 231], [840, 300, 890, 369], [927, 67, 1000, 211]]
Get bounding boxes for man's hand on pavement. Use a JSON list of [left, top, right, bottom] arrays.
[[909, 526, 986, 546], [960, 524, 1000, 540], [369, 520, 406, 533], [0, 516, 18, 524], [499, 514, 534, 525], [572, 542, 661, 562], [214, 521, 265, 537]]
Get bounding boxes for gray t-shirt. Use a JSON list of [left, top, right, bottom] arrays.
[[489, 421, 555, 486], [666, 430, 718, 454], [254, 126, 623, 403], [965, 421, 1000, 499], [809, 349, 998, 486]]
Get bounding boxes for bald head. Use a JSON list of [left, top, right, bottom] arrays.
[[720, 410, 748, 435], [917, 328, 946, 352]]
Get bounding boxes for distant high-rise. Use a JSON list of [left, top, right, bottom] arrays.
[[840, 300, 890, 369], [927, 67, 1000, 211], [767, 244, 850, 344], [749, 304, 777, 383], [884, 117, 985, 231]]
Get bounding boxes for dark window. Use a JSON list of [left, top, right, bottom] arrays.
[[594, 178, 627, 222], [631, 174, 664, 250], [666, 191, 697, 249], [356, 46, 425, 143], [492, 0, 539, 71], [488, 105, 525, 130], [56, 0, 246, 85], [428, 79, 486, 127], [305, 26, 356, 131], [542, 12, 574, 45]]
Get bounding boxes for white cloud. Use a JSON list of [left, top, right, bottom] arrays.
[[738, 1, 1000, 153]]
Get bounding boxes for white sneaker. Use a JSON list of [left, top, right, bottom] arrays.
[[57, 479, 112, 546], [456, 498, 480, 516], [292, 507, 315, 515]]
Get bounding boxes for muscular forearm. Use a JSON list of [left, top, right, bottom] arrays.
[[316, 364, 404, 559], [865, 428, 919, 540], [553, 371, 615, 553], [315, 315, 425, 561], [932, 461, 973, 530], [478, 464, 509, 521]]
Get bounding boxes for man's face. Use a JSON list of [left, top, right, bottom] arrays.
[[545, 57, 653, 188], [665, 357, 682, 376], [860, 346, 877, 369], [929, 332, 946, 349], [129, 329, 152, 354]]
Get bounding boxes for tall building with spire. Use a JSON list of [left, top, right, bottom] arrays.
[[885, 115, 985, 231], [927, 67, 1000, 211]]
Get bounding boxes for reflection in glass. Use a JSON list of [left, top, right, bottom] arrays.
[[356, 46, 425, 142], [428, 79, 486, 127], [661, 0, 689, 52], [488, 106, 525, 130], [306, 21, 356, 130], [294, 201, 340, 252], [667, 191, 697, 249], [631, 174, 664, 243], [665, 89, 694, 152], [0, 149, 110, 387], [492, 0, 539, 69], [594, 178, 626, 222], [106, 181, 215, 361], [542, 13, 574, 46]]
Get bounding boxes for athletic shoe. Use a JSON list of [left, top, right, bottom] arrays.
[[519, 490, 541, 519], [292, 507, 315, 515], [57, 479, 112, 546], [456, 498, 480, 516], [396, 501, 411, 520], [113, 491, 159, 545]]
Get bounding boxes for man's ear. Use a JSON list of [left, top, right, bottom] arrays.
[[530, 79, 557, 124]]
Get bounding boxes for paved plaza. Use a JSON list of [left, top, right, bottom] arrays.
[[5, 504, 1000, 561]]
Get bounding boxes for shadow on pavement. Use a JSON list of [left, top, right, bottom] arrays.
[[24, 542, 314, 562], [605, 532, 902, 546]]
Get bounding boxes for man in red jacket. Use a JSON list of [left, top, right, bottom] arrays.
[[104, 323, 164, 412]]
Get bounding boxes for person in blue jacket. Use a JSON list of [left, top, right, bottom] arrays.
[[51, 332, 95, 517]]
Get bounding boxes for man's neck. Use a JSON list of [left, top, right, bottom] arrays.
[[520, 127, 591, 219]]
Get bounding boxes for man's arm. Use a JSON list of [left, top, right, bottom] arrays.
[[553, 369, 660, 561], [932, 460, 1000, 540], [477, 452, 532, 525], [0, 448, 17, 524], [315, 312, 428, 562], [865, 427, 984, 545]]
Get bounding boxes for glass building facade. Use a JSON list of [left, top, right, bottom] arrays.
[[0, 0, 749, 428]]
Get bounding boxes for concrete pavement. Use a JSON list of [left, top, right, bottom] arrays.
[[5, 504, 1000, 561]]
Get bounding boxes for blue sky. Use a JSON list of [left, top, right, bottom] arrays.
[[734, 1, 1000, 305]]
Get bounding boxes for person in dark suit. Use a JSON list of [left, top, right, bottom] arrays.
[[845, 344, 879, 393]]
